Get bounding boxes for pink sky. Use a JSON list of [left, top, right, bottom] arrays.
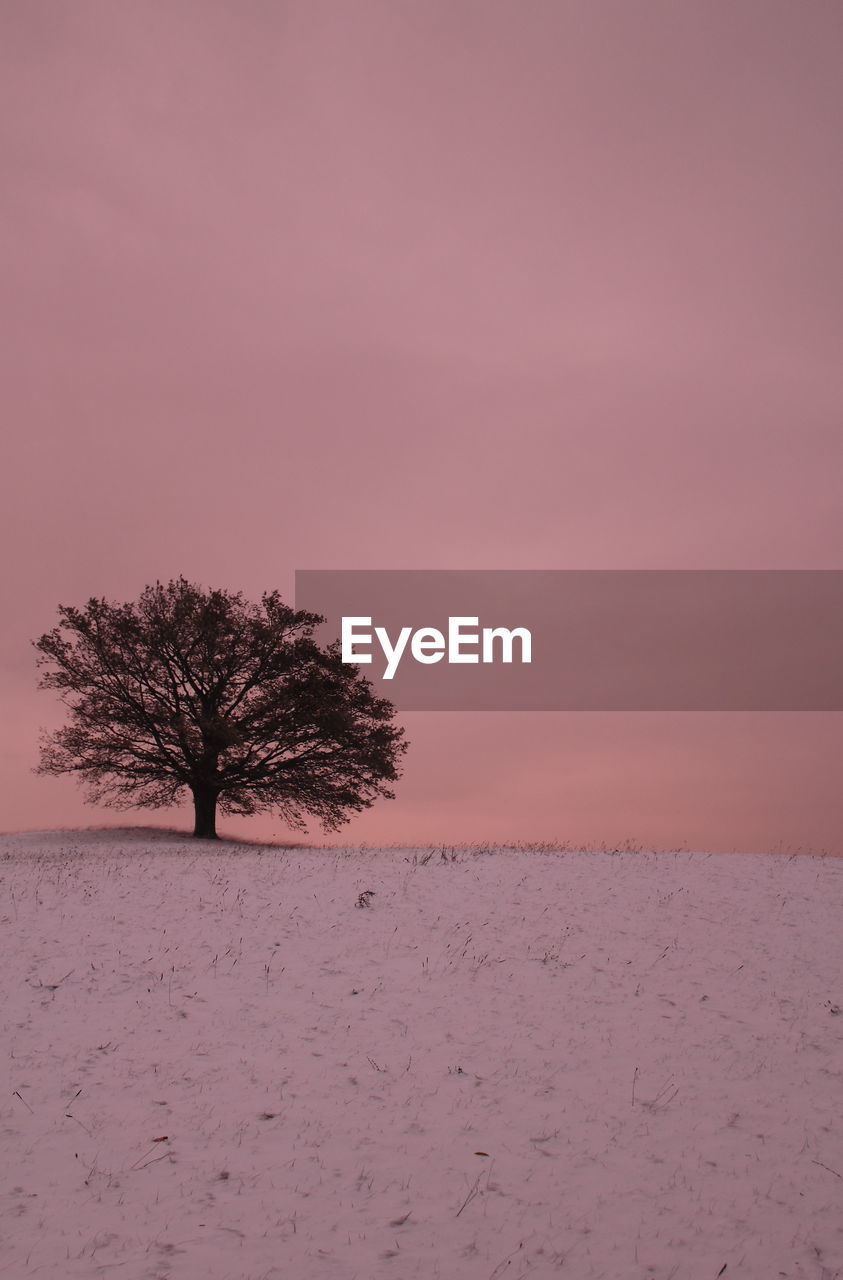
[[2, 1, 841, 851]]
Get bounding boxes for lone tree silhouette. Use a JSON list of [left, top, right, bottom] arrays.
[[34, 578, 406, 839]]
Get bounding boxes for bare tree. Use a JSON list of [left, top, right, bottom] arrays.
[[34, 578, 406, 839]]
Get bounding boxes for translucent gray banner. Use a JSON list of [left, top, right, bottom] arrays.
[[294, 570, 843, 710]]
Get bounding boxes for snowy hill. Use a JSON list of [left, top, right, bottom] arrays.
[[2, 831, 842, 1279]]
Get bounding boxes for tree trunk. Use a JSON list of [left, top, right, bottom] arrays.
[[192, 785, 219, 839]]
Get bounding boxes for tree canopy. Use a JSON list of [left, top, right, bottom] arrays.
[[34, 578, 407, 838]]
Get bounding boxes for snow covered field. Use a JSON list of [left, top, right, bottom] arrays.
[[2, 830, 842, 1280]]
